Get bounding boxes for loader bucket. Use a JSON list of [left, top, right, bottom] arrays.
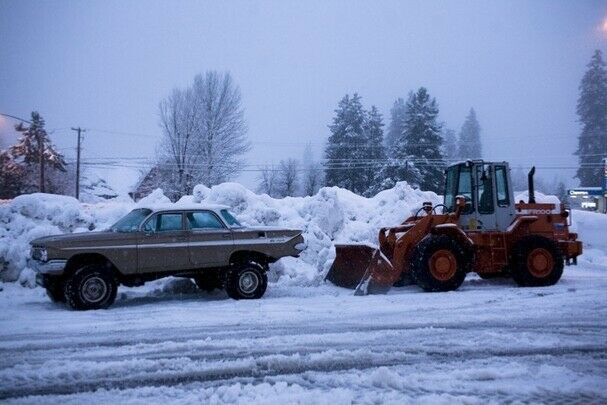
[[325, 244, 398, 295]]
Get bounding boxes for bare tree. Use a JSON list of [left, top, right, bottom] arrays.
[[256, 165, 278, 197], [276, 158, 299, 197], [192, 71, 250, 186], [302, 142, 323, 196], [156, 71, 250, 198]]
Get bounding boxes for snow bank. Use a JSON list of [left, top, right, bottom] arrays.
[[2, 185, 603, 287], [0, 182, 438, 286]]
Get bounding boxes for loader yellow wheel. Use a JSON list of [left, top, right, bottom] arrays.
[[411, 235, 467, 292], [527, 248, 554, 278], [429, 250, 457, 281], [511, 236, 563, 287]]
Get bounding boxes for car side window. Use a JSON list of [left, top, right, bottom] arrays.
[[187, 211, 225, 230], [144, 213, 183, 232]]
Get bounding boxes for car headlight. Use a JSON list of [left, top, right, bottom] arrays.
[[32, 247, 48, 262]]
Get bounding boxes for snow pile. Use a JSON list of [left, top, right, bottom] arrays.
[[2, 184, 604, 288], [0, 182, 438, 286], [192, 182, 439, 286], [0, 194, 132, 284]]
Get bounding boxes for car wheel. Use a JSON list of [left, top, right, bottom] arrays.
[[64, 264, 117, 310], [225, 262, 267, 300]]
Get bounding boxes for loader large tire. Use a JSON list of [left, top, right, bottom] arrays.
[[411, 235, 467, 292], [511, 235, 563, 287]]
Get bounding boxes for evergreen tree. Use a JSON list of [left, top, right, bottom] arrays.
[[324, 93, 369, 194], [400, 87, 444, 192], [363, 106, 386, 196], [11, 111, 66, 193], [458, 108, 482, 160], [385, 98, 407, 155], [0, 149, 25, 198], [576, 50, 607, 186], [555, 181, 568, 205], [442, 128, 458, 162]]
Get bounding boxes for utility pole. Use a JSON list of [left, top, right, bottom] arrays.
[[71, 127, 85, 199]]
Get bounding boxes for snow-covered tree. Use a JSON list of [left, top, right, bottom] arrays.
[[0, 149, 25, 198], [324, 93, 369, 194], [11, 111, 66, 193], [363, 106, 387, 196], [442, 128, 458, 162], [276, 158, 299, 197], [157, 71, 250, 198], [399, 88, 444, 192], [576, 50, 607, 186], [257, 165, 278, 197], [385, 98, 407, 155], [301, 142, 323, 196], [458, 108, 482, 160]]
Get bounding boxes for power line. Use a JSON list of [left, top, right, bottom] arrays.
[[0, 112, 31, 124]]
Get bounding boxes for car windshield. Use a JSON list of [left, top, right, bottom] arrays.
[[110, 208, 152, 232], [220, 209, 243, 228]]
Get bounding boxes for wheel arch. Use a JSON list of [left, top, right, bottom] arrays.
[[65, 253, 121, 278], [431, 224, 474, 264], [229, 250, 273, 268]]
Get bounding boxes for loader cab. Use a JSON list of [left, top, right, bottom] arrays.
[[444, 161, 515, 231]]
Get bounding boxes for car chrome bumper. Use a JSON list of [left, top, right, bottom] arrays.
[[32, 259, 67, 276]]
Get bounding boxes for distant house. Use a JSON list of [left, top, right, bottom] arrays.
[[129, 166, 162, 201]]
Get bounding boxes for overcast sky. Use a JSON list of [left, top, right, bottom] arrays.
[[1, 0, 606, 193]]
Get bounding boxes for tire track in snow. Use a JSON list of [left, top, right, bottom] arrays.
[[1, 340, 605, 400]]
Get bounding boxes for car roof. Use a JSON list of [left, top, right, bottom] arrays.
[[135, 203, 231, 213]]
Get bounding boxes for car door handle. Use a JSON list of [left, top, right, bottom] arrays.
[[221, 234, 231, 239]]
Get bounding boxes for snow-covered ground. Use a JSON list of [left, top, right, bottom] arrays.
[[1, 265, 606, 403], [0, 184, 606, 403]]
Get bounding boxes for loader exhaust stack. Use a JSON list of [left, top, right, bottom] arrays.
[[528, 166, 536, 204]]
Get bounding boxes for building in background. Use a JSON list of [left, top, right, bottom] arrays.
[[568, 158, 607, 213]]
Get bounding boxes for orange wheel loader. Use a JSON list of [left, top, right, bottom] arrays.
[[325, 161, 583, 295]]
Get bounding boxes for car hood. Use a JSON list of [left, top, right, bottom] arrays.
[[31, 231, 134, 248]]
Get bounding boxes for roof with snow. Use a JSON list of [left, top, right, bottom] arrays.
[[134, 203, 231, 212]]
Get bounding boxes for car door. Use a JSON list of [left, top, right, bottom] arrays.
[[138, 211, 190, 273], [186, 211, 233, 267]]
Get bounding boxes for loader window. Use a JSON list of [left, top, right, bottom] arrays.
[[495, 166, 510, 207], [477, 165, 494, 214], [458, 166, 473, 214], [444, 167, 458, 212]]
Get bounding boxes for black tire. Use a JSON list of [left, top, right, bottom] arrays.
[[45, 279, 66, 303], [64, 264, 117, 310], [194, 271, 223, 292], [510, 235, 564, 287], [225, 262, 267, 300], [410, 235, 467, 292]]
